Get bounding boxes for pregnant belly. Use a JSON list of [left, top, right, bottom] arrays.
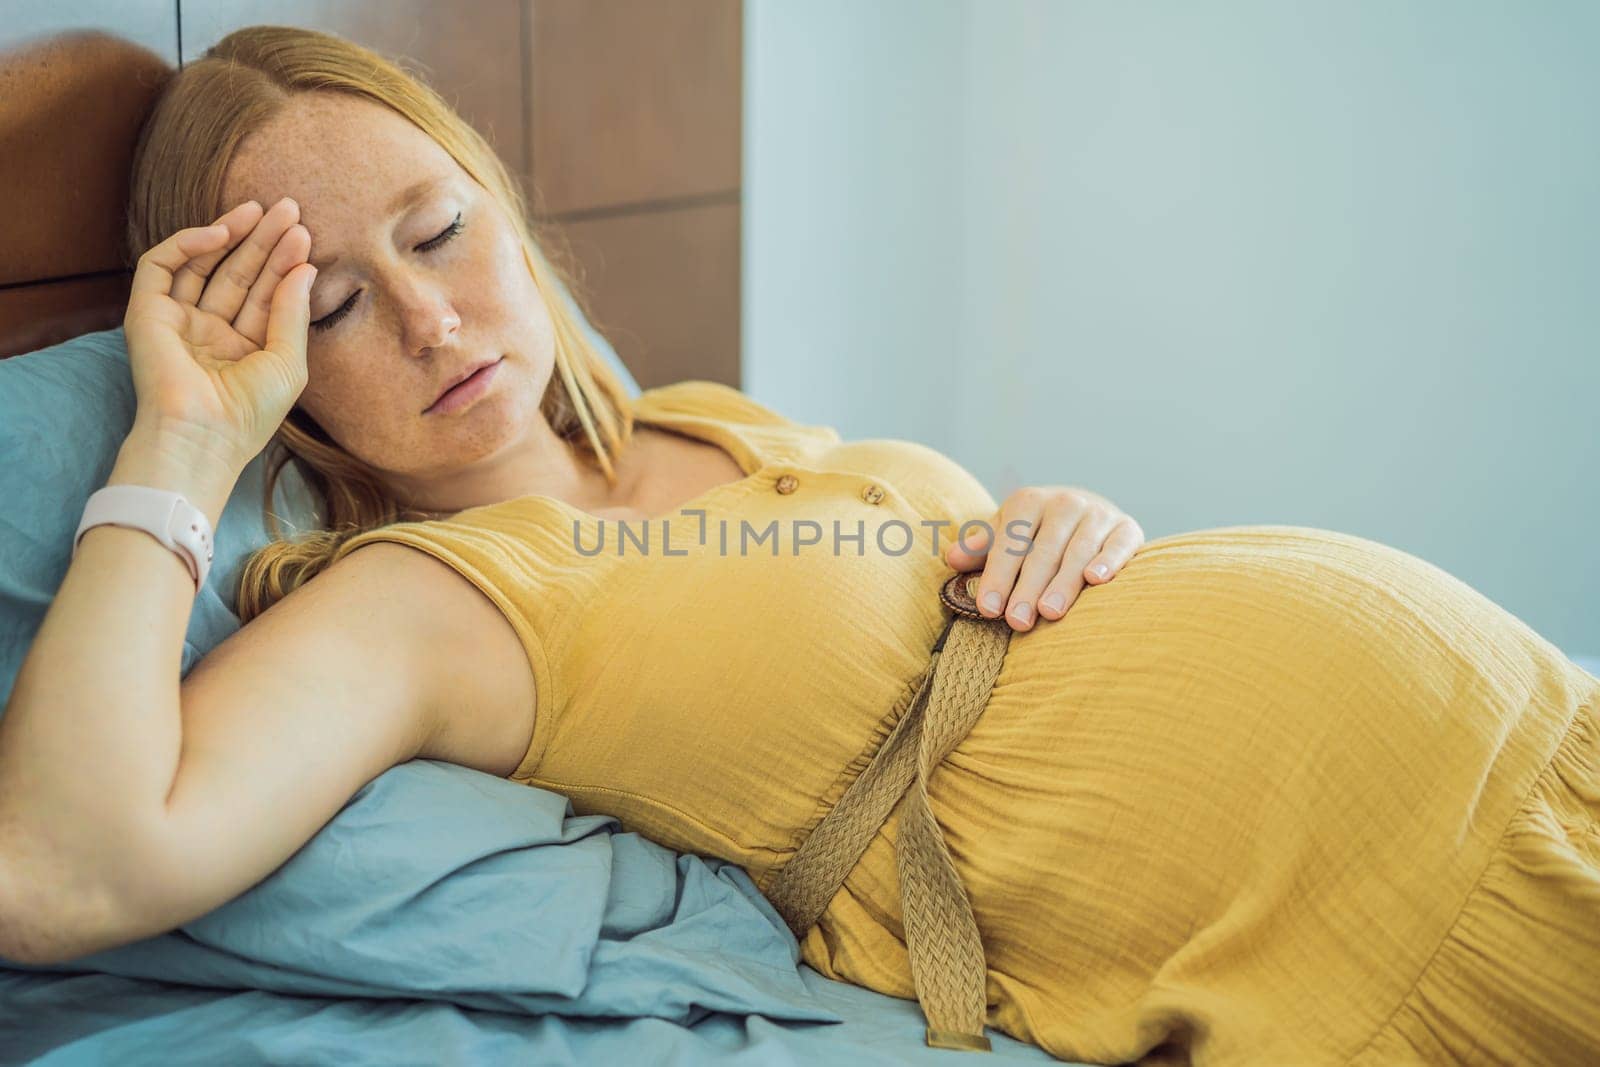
[[912, 524, 1587, 1033]]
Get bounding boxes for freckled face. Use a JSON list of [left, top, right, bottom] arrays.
[[220, 92, 556, 478]]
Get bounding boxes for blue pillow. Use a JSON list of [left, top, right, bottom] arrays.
[[0, 303, 638, 709]]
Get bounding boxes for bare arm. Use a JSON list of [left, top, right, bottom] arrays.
[[0, 198, 536, 965], [0, 435, 535, 965], [151, 537, 538, 943]]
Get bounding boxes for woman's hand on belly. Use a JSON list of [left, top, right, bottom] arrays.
[[943, 485, 1143, 631]]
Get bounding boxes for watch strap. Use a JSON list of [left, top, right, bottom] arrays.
[[73, 484, 215, 591]]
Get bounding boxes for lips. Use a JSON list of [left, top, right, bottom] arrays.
[[428, 358, 500, 410]]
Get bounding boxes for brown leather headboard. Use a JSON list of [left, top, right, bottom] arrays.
[[0, 32, 169, 357], [0, 1, 742, 387]]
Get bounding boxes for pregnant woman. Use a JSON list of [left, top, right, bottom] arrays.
[[2, 26, 1595, 1067]]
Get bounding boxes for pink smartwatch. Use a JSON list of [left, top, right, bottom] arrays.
[[73, 484, 215, 591]]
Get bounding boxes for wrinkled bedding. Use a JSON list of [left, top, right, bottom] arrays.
[[0, 761, 1059, 1065]]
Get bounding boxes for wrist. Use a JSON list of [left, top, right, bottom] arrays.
[[110, 420, 242, 529]]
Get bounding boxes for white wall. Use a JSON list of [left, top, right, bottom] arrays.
[[745, 1, 1600, 654], [743, 0, 967, 448]]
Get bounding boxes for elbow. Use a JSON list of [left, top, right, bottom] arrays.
[[0, 909, 70, 968], [0, 875, 121, 967], [0, 835, 150, 967]]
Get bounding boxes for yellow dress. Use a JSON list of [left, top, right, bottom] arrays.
[[329, 380, 1600, 1065]]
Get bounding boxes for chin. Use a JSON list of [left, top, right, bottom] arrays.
[[436, 396, 533, 457]]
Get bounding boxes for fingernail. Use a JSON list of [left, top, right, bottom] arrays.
[[982, 592, 1002, 614], [1091, 563, 1109, 578], [1042, 592, 1065, 613], [1009, 601, 1032, 624]]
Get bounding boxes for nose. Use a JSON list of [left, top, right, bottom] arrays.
[[394, 278, 461, 355]]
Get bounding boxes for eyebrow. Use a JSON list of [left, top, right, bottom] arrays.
[[308, 175, 451, 271]]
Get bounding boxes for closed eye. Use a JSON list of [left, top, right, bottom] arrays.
[[310, 213, 466, 332], [310, 291, 357, 333], [417, 212, 464, 252]]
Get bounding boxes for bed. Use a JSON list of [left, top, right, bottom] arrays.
[[0, 11, 1065, 1067], [0, 758, 1054, 1066]]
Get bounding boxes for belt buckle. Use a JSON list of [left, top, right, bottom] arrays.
[[939, 569, 989, 620]]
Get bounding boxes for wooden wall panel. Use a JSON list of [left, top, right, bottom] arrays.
[[181, 1, 527, 191], [2, 0, 743, 384], [530, 0, 741, 217], [554, 203, 740, 390], [528, 0, 743, 385]]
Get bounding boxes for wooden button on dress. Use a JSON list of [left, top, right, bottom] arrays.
[[860, 484, 886, 505], [775, 474, 799, 494]]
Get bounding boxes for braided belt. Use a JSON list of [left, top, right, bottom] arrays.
[[767, 570, 1013, 1052]]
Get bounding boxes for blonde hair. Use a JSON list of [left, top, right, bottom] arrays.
[[125, 24, 635, 624]]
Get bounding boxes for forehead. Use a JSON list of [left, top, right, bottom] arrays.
[[220, 93, 459, 230]]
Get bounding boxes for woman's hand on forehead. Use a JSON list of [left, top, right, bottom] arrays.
[[121, 197, 319, 470], [172, 198, 313, 349]]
